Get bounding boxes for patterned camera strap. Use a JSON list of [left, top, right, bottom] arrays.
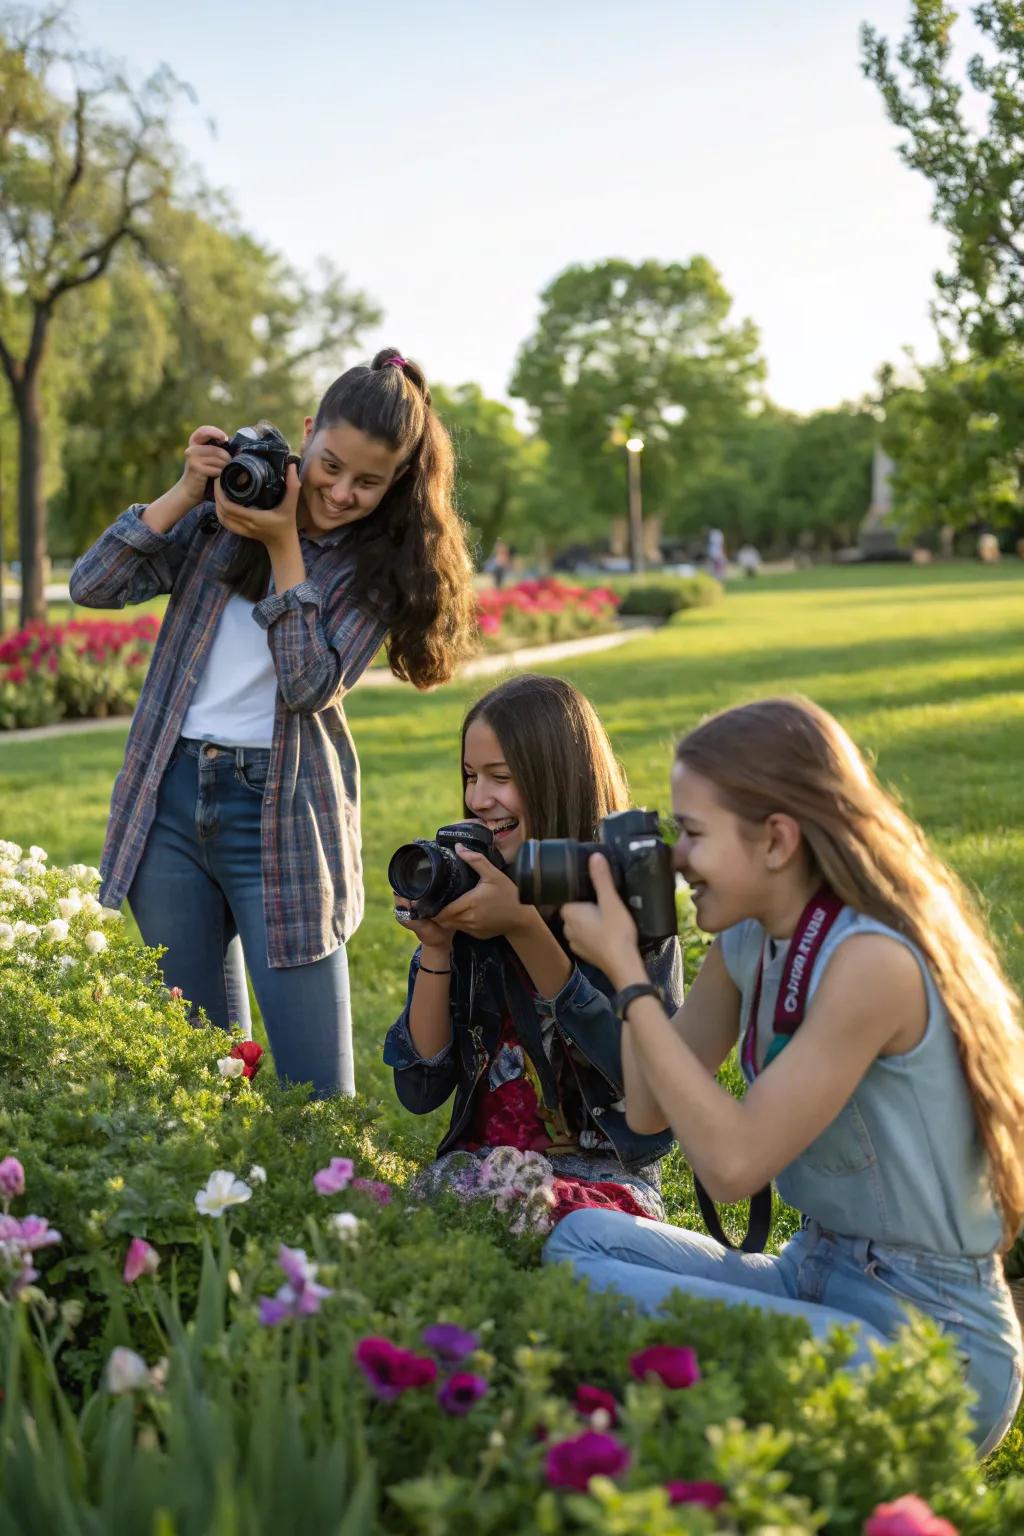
[[694, 887, 844, 1253]]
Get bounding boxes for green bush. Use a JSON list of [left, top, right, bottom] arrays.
[[614, 575, 722, 619], [0, 843, 1021, 1533]]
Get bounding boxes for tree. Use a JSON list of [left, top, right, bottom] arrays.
[[509, 258, 765, 543], [862, 1, 1024, 359]]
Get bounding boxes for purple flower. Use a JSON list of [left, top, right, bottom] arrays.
[[438, 1371, 489, 1416], [313, 1158, 354, 1196], [11, 1215, 61, 1252], [354, 1336, 438, 1400], [257, 1244, 332, 1326], [665, 1481, 727, 1509], [350, 1177, 392, 1206], [422, 1321, 479, 1363], [545, 1431, 631, 1491], [0, 1158, 25, 1200], [629, 1344, 701, 1390]]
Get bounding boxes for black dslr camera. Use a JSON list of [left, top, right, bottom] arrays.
[[511, 808, 677, 946], [388, 821, 505, 920], [209, 425, 293, 510]]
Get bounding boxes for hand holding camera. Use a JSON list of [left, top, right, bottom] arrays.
[[389, 821, 530, 942]]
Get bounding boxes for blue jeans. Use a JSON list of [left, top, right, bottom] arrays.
[[128, 738, 355, 1098], [543, 1209, 1023, 1457]]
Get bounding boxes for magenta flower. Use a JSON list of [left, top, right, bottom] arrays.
[[0, 1157, 25, 1200], [438, 1371, 489, 1415], [313, 1158, 354, 1196], [12, 1215, 61, 1252], [350, 1177, 392, 1206], [354, 1336, 438, 1400], [545, 1430, 631, 1492], [665, 1480, 727, 1509], [865, 1495, 959, 1536], [123, 1237, 160, 1284], [257, 1244, 333, 1326], [422, 1321, 478, 1363], [574, 1383, 619, 1424], [629, 1344, 701, 1390]]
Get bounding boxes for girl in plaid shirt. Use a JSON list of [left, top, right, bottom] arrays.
[[70, 350, 476, 1097]]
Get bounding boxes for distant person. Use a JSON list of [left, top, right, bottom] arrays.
[[69, 351, 476, 1098], [705, 526, 728, 581], [486, 537, 512, 589], [736, 542, 762, 579]]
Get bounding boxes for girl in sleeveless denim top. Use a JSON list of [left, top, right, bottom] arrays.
[[545, 696, 1024, 1457]]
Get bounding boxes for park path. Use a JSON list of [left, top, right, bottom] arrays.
[[0, 623, 656, 746]]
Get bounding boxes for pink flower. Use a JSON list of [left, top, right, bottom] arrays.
[[666, 1481, 727, 1509], [438, 1371, 489, 1415], [353, 1336, 438, 1400], [229, 1040, 264, 1079], [313, 1158, 355, 1196], [350, 1177, 392, 1206], [629, 1344, 701, 1389], [123, 1237, 160, 1284], [574, 1384, 618, 1424], [865, 1495, 959, 1536], [14, 1215, 61, 1252], [0, 1158, 25, 1200], [258, 1244, 333, 1326], [545, 1430, 631, 1492]]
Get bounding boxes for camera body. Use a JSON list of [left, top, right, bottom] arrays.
[[388, 821, 505, 920], [212, 425, 292, 510], [512, 808, 677, 946]]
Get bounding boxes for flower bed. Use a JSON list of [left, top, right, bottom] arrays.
[[0, 842, 1020, 1533], [476, 578, 621, 652], [0, 617, 159, 730]]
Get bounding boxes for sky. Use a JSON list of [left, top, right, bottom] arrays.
[[71, 0, 968, 418]]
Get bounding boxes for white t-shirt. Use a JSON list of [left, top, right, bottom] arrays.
[[181, 593, 278, 748]]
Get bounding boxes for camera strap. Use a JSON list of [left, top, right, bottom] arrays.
[[694, 886, 843, 1253]]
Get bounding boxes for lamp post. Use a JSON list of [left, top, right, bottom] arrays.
[[625, 436, 645, 573]]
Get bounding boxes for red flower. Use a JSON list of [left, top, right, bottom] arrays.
[[545, 1430, 631, 1491], [229, 1041, 264, 1079], [573, 1383, 618, 1423], [864, 1495, 959, 1536], [629, 1344, 701, 1389], [353, 1336, 437, 1400], [665, 1481, 727, 1509]]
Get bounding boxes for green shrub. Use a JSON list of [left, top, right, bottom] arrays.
[[0, 843, 1021, 1532], [615, 575, 722, 619]]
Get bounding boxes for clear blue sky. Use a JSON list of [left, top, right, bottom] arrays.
[[74, 0, 964, 417]]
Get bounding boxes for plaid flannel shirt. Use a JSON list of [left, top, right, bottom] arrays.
[[69, 503, 388, 968]]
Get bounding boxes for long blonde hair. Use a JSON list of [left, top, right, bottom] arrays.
[[677, 696, 1024, 1248]]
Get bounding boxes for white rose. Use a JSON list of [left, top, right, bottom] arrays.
[[43, 919, 69, 943], [17, 860, 47, 880], [81, 894, 102, 916], [98, 906, 123, 923], [84, 931, 108, 954], [331, 1212, 360, 1243], [247, 1164, 267, 1185], [0, 842, 22, 861], [28, 846, 48, 863], [105, 1347, 151, 1395], [67, 865, 89, 881], [217, 1057, 245, 1079], [57, 896, 82, 919]]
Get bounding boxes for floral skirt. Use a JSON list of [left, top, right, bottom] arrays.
[[411, 1147, 666, 1229]]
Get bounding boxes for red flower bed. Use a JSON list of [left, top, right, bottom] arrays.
[[476, 578, 620, 649], [0, 616, 159, 730]]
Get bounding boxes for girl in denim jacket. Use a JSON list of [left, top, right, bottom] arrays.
[[384, 674, 684, 1223], [547, 695, 1024, 1455]]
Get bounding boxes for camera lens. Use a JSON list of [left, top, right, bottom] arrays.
[[388, 843, 444, 903], [512, 839, 600, 907], [222, 452, 271, 507]]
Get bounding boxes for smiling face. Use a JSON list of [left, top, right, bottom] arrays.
[[298, 418, 405, 536], [462, 717, 527, 862], [669, 760, 771, 933]]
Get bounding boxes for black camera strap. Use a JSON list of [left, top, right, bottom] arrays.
[[694, 887, 843, 1253]]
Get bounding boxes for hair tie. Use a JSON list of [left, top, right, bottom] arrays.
[[386, 355, 408, 369]]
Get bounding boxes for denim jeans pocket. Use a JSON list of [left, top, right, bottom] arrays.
[[234, 759, 270, 797], [863, 1251, 967, 1332]]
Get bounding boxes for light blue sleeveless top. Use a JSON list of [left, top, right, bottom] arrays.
[[720, 907, 1003, 1256]]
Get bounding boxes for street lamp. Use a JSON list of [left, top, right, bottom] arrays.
[[625, 436, 645, 573]]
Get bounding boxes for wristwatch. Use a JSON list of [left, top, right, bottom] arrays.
[[612, 983, 662, 1021]]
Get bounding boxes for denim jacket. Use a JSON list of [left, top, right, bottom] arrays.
[[383, 926, 683, 1172]]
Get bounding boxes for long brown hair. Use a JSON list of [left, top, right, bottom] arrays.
[[223, 349, 477, 689], [676, 695, 1024, 1248], [462, 674, 629, 840]]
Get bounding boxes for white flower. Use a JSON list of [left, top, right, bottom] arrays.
[[67, 864, 99, 885], [84, 931, 108, 954], [0, 879, 24, 896], [105, 1346, 151, 1395], [13, 921, 40, 947], [17, 860, 47, 880], [217, 1057, 245, 1080], [98, 906, 123, 923], [28, 846, 48, 864], [247, 1164, 267, 1185], [331, 1212, 360, 1242], [590, 1408, 613, 1432], [43, 919, 69, 943], [0, 860, 16, 878], [0, 923, 13, 950], [57, 954, 77, 972], [24, 886, 47, 904], [57, 895, 82, 919], [81, 893, 102, 916], [194, 1170, 252, 1218], [0, 842, 22, 861]]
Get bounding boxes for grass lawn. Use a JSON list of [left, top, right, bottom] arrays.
[[4, 560, 1024, 1121]]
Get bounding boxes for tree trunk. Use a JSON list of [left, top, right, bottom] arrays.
[[13, 355, 47, 628]]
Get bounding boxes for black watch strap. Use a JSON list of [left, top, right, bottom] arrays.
[[612, 982, 661, 1020]]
